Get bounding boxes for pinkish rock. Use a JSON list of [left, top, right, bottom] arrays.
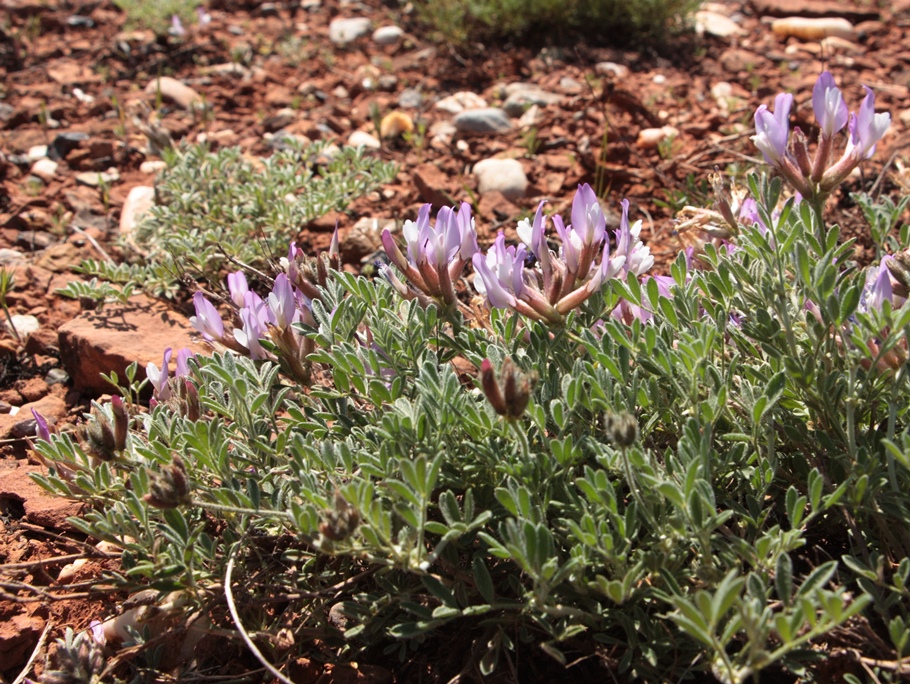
[[144, 76, 203, 111], [0, 461, 84, 530], [119, 186, 156, 237], [57, 295, 206, 396]]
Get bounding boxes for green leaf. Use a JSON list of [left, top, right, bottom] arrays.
[[473, 556, 495, 603], [421, 575, 457, 608], [775, 553, 793, 605]]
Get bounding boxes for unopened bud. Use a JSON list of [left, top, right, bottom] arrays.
[[111, 396, 129, 452], [319, 490, 360, 541], [604, 411, 639, 447], [791, 127, 812, 177], [32, 409, 51, 442], [182, 380, 200, 421], [887, 250, 910, 296], [144, 455, 191, 509], [710, 171, 739, 237], [85, 402, 117, 461], [481, 357, 535, 420]]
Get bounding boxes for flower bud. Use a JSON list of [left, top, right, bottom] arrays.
[[144, 455, 192, 509], [110, 396, 129, 452], [481, 357, 534, 420], [604, 411, 639, 447], [887, 250, 910, 297], [85, 402, 117, 461], [319, 490, 360, 541], [710, 172, 739, 237], [31, 409, 51, 442]]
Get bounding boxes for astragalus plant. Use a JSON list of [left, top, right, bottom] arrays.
[[31, 72, 910, 683]]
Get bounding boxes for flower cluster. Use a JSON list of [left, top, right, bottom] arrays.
[[753, 71, 890, 201], [190, 267, 317, 384], [380, 203, 478, 309], [146, 347, 200, 419], [382, 184, 653, 326]]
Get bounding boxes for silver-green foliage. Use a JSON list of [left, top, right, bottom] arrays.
[[34, 174, 910, 682], [73, 141, 397, 301]]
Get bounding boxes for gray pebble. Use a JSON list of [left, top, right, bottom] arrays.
[[453, 108, 513, 134]]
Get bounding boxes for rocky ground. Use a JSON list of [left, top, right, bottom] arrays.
[[1, 0, 910, 680]]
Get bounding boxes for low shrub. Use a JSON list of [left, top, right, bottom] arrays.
[[32, 72, 910, 683]]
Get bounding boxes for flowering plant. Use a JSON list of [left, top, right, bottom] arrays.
[[27, 72, 910, 684]]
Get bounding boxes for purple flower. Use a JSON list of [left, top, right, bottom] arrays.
[[812, 71, 848, 139], [268, 274, 298, 331], [552, 213, 579, 274], [752, 93, 793, 165], [381, 203, 480, 307], [226, 272, 249, 309], [864, 256, 894, 312], [175, 348, 195, 379], [236, 307, 268, 360], [197, 6, 212, 27], [32, 409, 51, 442], [848, 86, 891, 160], [453, 202, 479, 263], [571, 183, 607, 251], [614, 199, 653, 276], [472, 237, 519, 310], [147, 348, 173, 402], [190, 292, 224, 342], [89, 620, 107, 646], [402, 204, 432, 266], [170, 14, 186, 37], [517, 200, 550, 268]]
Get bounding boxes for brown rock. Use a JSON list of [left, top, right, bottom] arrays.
[[265, 86, 294, 107], [412, 163, 455, 208], [0, 394, 66, 440], [144, 77, 204, 111], [308, 210, 347, 233], [0, 389, 23, 406], [16, 376, 49, 403], [0, 460, 83, 529], [477, 190, 520, 222], [0, 611, 45, 671], [342, 218, 394, 264], [57, 294, 207, 396], [32, 242, 82, 273], [46, 60, 99, 85], [24, 326, 59, 355]]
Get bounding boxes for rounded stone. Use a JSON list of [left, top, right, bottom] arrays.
[[453, 108, 513, 134], [329, 17, 371, 45], [472, 158, 528, 201], [372, 25, 403, 45]]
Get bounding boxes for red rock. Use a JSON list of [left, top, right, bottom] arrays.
[[16, 376, 49, 403], [0, 610, 45, 671], [144, 77, 203, 111], [0, 393, 66, 439], [0, 460, 83, 530], [412, 163, 454, 208], [57, 295, 207, 396], [477, 190, 520, 222]]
